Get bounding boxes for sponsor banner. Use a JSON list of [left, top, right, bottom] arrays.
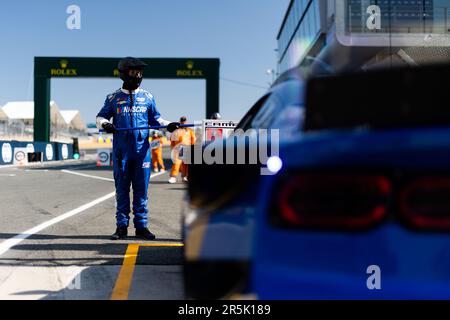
[[202, 120, 238, 144], [117, 106, 147, 114], [61, 144, 69, 160], [45, 144, 54, 161], [97, 148, 112, 167], [1, 142, 13, 164], [55, 142, 73, 161], [26, 143, 35, 154], [0, 141, 73, 165], [13, 148, 28, 165]]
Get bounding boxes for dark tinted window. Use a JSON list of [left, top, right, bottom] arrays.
[[250, 94, 282, 129], [235, 94, 270, 131]]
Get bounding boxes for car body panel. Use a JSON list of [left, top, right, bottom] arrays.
[[252, 127, 450, 299]]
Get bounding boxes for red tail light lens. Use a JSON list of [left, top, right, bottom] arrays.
[[399, 177, 450, 229], [277, 174, 391, 229]]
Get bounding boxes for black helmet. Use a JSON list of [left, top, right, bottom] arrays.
[[118, 57, 147, 72]]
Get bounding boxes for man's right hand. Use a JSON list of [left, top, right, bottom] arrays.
[[102, 122, 116, 134]]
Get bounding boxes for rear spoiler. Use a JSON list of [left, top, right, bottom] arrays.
[[303, 64, 450, 132]]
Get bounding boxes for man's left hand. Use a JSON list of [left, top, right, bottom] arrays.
[[167, 122, 180, 133]]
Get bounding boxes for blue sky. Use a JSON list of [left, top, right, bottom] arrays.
[[0, 0, 289, 125]]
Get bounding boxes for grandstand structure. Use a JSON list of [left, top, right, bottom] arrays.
[[0, 100, 86, 142]]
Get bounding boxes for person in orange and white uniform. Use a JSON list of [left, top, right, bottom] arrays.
[[168, 116, 196, 184], [150, 131, 166, 173]]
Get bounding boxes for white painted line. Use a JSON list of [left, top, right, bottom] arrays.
[[25, 169, 48, 172], [61, 169, 115, 182], [0, 192, 116, 257], [150, 171, 167, 179], [0, 174, 16, 177], [0, 159, 89, 170], [0, 165, 18, 169], [0, 169, 169, 257], [60, 168, 167, 182]]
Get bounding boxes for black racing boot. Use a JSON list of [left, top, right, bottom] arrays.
[[135, 228, 156, 240], [111, 227, 128, 240]]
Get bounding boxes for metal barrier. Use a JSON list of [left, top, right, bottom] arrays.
[[0, 141, 73, 165]]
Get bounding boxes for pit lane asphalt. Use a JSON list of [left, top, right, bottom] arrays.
[[0, 158, 186, 299]]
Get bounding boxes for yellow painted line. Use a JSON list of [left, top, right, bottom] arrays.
[[139, 243, 183, 247], [111, 243, 184, 300], [111, 244, 139, 300]]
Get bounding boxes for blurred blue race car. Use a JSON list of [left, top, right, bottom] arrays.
[[183, 67, 305, 299], [183, 64, 450, 299], [251, 64, 450, 299]]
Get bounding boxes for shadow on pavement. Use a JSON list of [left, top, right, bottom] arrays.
[[0, 233, 180, 242], [0, 230, 183, 268], [0, 246, 184, 299]]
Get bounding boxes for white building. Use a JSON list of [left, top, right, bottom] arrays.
[[0, 101, 86, 139], [1, 100, 67, 129], [60, 110, 86, 131], [0, 108, 7, 121]]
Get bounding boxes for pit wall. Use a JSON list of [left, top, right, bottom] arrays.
[[0, 141, 73, 165]]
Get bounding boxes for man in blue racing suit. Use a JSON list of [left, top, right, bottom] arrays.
[[96, 57, 180, 240]]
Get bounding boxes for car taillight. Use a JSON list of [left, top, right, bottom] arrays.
[[277, 174, 391, 229], [399, 177, 450, 229]]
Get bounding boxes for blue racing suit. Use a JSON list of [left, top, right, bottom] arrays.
[[96, 88, 169, 228]]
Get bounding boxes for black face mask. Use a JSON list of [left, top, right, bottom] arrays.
[[120, 70, 143, 91], [122, 74, 142, 91]]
